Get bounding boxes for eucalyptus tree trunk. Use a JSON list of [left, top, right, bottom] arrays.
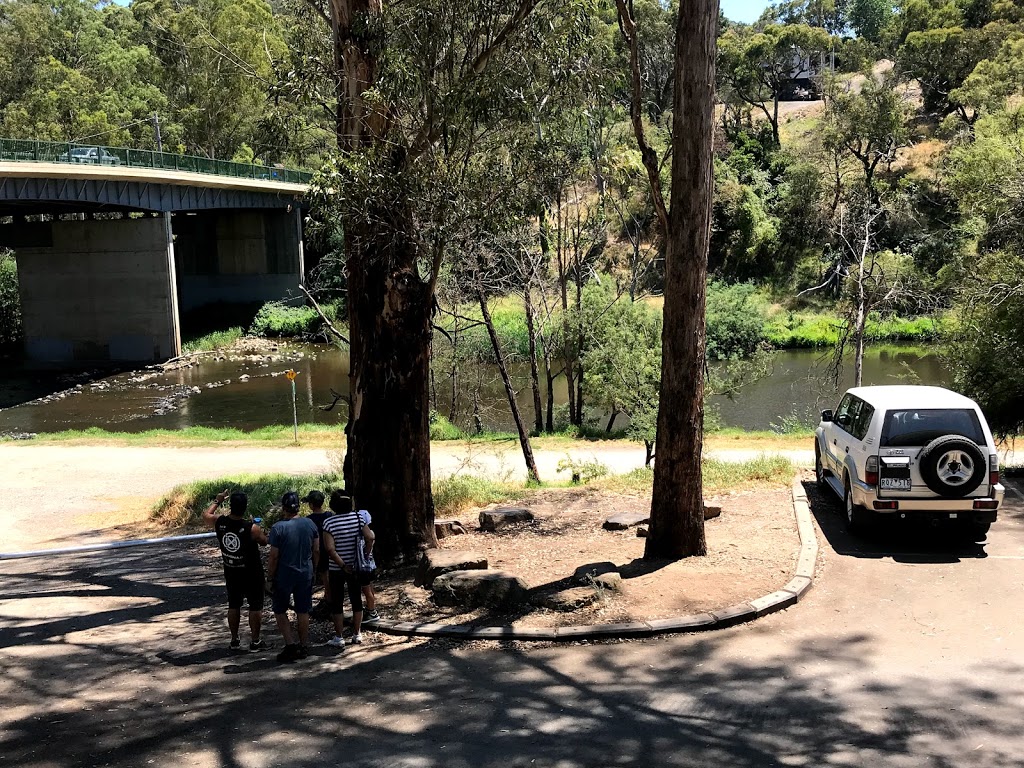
[[332, 0, 436, 563], [645, 0, 719, 560]]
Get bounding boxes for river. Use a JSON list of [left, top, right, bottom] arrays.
[[0, 342, 948, 435]]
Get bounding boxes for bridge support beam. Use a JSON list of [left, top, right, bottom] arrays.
[[14, 217, 181, 362]]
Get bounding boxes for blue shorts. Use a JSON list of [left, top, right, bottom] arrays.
[[272, 570, 313, 615]]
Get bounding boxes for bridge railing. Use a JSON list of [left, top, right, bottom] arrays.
[[0, 138, 313, 185]]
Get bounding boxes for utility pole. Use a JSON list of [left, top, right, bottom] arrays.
[[153, 113, 163, 152]]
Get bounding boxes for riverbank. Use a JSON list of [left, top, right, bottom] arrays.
[[0, 424, 813, 450]]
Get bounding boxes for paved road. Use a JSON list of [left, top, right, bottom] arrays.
[[1, 479, 1022, 767]]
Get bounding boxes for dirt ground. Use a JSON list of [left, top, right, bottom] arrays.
[[369, 485, 799, 629]]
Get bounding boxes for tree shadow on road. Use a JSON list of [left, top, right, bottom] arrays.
[[2, 541, 1023, 767], [804, 480, 989, 563]]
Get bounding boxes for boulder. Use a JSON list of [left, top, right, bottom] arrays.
[[573, 561, 619, 585], [603, 511, 649, 530], [432, 570, 529, 607], [593, 572, 623, 592], [435, 519, 468, 539], [535, 587, 600, 612], [414, 550, 488, 588], [400, 586, 431, 606], [704, 504, 723, 520], [479, 507, 534, 532]]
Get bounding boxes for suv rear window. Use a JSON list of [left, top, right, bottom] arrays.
[[880, 408, 985, 447]]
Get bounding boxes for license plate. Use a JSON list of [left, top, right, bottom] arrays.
[[880, 478, 912, 491]]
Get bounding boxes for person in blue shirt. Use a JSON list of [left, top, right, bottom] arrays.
[[267, 491, 319, 663]]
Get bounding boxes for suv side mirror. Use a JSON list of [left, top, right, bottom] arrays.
[[821, 409, 834, 423]]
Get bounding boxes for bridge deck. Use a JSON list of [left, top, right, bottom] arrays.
[[0, 161, 308, 195]]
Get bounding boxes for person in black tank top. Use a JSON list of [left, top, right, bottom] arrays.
[[204, 490, 269, 652]]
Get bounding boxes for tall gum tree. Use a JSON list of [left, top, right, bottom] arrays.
[[645, 0, 720, 559], [318, 1, 580, 563]]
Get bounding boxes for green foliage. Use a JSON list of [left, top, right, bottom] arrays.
[[705, 282, 770, 359], [151, 471, 343, 528], [181, 327, 244, 354], [946, 250, 1024, 437], [0, 251, 22, 348], [765, 311, 939, 347], [432, 475, 520, 518], [898, 25, 1007, 116], [582, 297, 662, 452], [429, 412, 466, 441], [248, 301, 342, 338], [848, 0, 894, 43], [556, 455, 610, 484]]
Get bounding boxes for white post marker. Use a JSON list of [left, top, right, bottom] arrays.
[[286, 369, 298, 443]]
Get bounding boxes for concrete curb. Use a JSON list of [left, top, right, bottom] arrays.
[[369, 477, 818, 642]]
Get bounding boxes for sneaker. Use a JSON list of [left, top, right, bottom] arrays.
[[351, 633, 363, 645], [364, 609, 381, 622], [249, 638, 269, 652], [276, 644, 300, 663], [229, 637, 242, 652], [297, 645, 309, 659], [327, 635, 346, 648]]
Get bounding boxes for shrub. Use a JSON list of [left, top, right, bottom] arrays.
[[248, 300, 344, 338], [432, 475, 518, 517], [0, 251, 22, 348], [429, 412, 465, 441], [705, 281, 770, 360]]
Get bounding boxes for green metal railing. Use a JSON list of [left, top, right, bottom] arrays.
[[0, 138, 313, 185]]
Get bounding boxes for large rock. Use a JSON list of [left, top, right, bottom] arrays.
[[435, 519, 468, 539], [603, 511, 649, 530], [573, 561, 619, 585], [704, 505, 723, 520], [593, 572, 623, 592], [414, 550, 488, 588], [432, 570, 529, 607], [535, 587, 599, 612], [479, 507, 534, 532]]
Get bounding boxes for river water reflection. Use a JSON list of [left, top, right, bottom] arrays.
[[0, 343, 948, 434]]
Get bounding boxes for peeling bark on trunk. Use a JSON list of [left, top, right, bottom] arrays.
[[645, 0, 718, 560]]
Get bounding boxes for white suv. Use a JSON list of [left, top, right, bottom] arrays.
[[815, 385, 1004, 538]]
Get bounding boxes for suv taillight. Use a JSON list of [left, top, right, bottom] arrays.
[[865, 455, 879, 486], [990, 455, 1000, 486]]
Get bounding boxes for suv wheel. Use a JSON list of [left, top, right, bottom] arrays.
[[844, 478, 870, 533], [814, 445, 827, 487], [918, 435, 986, 498]]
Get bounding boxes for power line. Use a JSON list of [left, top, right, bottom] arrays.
[[71, 115, 160, 145]]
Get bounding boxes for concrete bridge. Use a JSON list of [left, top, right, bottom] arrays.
[[0, 152, 311, 362]]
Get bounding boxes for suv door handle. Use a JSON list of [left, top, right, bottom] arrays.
[[833, 440, 837, 445], [845, 447, 849, 453]]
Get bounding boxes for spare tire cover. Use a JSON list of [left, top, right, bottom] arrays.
[[918, 434, 987, 498]]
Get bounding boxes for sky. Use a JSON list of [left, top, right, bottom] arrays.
[[720, 0, 774, 24]]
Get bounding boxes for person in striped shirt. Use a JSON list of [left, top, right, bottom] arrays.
[[322, 490, 374, 647]]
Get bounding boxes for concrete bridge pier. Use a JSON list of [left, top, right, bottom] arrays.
[[174, 209, 304, 315], [14, 216, 182, 362]]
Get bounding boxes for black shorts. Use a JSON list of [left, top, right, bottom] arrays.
[[327, 570, 364, 614], [224, 568, 265, 611]]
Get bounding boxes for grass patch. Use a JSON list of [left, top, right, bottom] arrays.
[[152, 454, 796, 529], [9, 424, 345, 446], [432, 475, 522, 518], [765, 310, 942, 348], [181, 327, 244, 354], [153, 472, 344, 528], [595, 454, 795, 495]]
